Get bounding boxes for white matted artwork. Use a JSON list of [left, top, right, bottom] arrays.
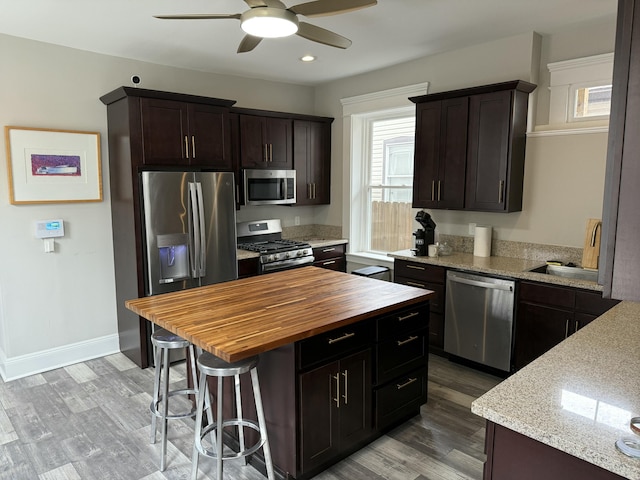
[[4, 126, 102, 204]]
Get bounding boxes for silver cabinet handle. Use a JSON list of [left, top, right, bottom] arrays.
[[406, 281, 426, 288], [342, 370, 348, 405], [323, 260, 336, 266], [307, 183, 312, 199], [397, 335, 419, 347], [499, 180, 504, 203], [332, 373, 340, 408], [184, 136, 189, 159], [398, 311, 419, 322], [328, 332, 355, 344], [565, 319, 570, 338], [269, 143, 273, 162], [431, 180, 435, 202], [322, 247, 336, 253], [437, 180, 442, 201], [575, 320, 579, 332], [397, 377, 417, 390], [406, 265, 425, 271], [191, 136, 196, 158], [263, 144, 268, 163]]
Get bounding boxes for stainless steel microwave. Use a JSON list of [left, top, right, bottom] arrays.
[[243, 169, 296, 206]]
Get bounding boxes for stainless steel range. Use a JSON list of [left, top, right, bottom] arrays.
[[237, 219, 314, 273]]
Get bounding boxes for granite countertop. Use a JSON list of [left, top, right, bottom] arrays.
[[471, 301, 640, 479], [389, 249, 602, 291]]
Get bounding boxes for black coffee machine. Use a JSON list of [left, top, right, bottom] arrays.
[[412, 210, 436, 256]]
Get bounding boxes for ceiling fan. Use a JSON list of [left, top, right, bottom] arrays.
[[154, 0, 377, 53]]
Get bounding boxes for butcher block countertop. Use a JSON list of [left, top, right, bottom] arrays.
[[125, 266, 433, 363]]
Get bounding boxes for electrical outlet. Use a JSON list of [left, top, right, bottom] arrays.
[[469, 223, 476, 235], [294, 216, 300, 226]]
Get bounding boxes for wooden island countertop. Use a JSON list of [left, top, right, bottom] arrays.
[[125, 266, 434, 363]]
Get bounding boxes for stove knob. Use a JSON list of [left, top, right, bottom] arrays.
[[296, 250, 303, 257], [284, 252, 291, 259], [267, 255, 275, 262]]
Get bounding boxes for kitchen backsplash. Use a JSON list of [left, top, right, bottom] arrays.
[[283, 224, 343, 241], [438, 234, 584, 265]]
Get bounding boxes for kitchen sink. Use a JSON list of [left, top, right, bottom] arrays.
[[528, 264, 598, 282]]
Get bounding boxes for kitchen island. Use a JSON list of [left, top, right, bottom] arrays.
[[126, 266, 434, 479], [472, 301, 640, 480]]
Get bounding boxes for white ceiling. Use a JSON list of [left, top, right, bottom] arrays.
[[0, 0, 618, 86]]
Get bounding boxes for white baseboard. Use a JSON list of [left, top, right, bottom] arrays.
[[0, 334, 120, 382]]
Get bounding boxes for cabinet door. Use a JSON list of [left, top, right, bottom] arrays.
[[412, 101, 441, 208], [338, 349, 372, 451], [514, 302, 574, 370], [239, 115, 267, 167], [188, 104, 232, 170], [412, 99, 467, 209], [294, 120, 331, 205], [266, 116, 293, 169], [140, 98, 188, 165], [465, 90, 512, 211], [299, 361, 340, 473]]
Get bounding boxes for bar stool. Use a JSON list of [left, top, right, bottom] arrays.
[[191, 352, 275, 480], [149, 328, 200, 471]]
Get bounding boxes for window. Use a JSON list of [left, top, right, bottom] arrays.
[[367, 117, 415, 252], [341, 82, 428, 261], [547, 53, 613, 126], [573, 84, 612, 119]]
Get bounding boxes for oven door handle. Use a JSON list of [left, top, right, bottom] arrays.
[[261, 256, 315, 272]]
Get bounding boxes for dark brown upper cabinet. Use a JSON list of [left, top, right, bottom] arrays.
[[410, 80, 536, 213], [600, 0, 640, 301], [294, 119, 332, 205], [238, 113, 293, 169]]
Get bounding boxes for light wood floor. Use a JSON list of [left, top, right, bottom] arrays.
[[0, 353, 501, 480]]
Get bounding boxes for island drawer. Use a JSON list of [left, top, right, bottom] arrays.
[[376, 304, 429, 339], [375, 329, 428, 385], [297, 320, 374, 370], [375, 366, 427, 431]]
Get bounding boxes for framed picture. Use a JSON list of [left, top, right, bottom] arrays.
[[4, 126, 102, 204]]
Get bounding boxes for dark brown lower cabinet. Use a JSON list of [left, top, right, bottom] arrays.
[[299, 349, 372, 474], [312, 243, 347, 272], [484, 422, 626, 480], [514, 282, 619, 371]]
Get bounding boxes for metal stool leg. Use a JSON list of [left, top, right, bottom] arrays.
[[150, 343, 163, 444], [216, 375, 224, 480], [234, 373, 247, 466], [251, 368, 275, 480], [191, 370, 207, 480], [160, 346, 170, 471]]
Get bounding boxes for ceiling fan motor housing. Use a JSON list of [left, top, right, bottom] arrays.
[[241, 7, 299, 38]]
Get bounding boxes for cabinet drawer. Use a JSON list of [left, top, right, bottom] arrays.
[[312, 243, 346, 262], [395, 260, 445, 283], [297, 321, 373, 370], [376, 305, 429, 339], [575, 290, 620, 316], [375, 367, 427, 431], [314, 257, 346, 272], [519, 281, 575, 310], [395, 277, 444, 314], [375, 330, 428, 385]]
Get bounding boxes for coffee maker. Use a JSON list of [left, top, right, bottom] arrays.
[[413, 210, 436, 256]]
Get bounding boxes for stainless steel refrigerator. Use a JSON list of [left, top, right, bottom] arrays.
[[140, 171, 238, 364]]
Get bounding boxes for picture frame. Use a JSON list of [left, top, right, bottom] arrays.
[[4, 126, 102, 204]]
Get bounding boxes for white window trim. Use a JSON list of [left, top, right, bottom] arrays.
[[340, 82, 428, 263], [547, 52, 613, 126]]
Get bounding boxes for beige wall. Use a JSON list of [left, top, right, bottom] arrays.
[[0, 14, 617, 378]]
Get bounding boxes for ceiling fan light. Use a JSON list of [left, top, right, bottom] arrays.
[[241, 8, 299, 38]]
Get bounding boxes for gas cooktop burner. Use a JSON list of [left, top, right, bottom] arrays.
[[238, 239, 311, 254]]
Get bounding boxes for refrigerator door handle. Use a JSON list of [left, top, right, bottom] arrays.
[[188, 182, 200, 278], [195, 182, 207, 277]]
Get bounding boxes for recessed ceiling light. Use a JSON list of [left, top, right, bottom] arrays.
[[300, 55, 316, 62]]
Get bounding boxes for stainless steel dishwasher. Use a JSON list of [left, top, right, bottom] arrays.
[[444, 270, 515, 371]]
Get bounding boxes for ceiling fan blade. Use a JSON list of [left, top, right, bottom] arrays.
[[296, 22, 351, 49], [238, 35, 263, 53], [154, 13, 241, 20], [290, 0, 376, 17]]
